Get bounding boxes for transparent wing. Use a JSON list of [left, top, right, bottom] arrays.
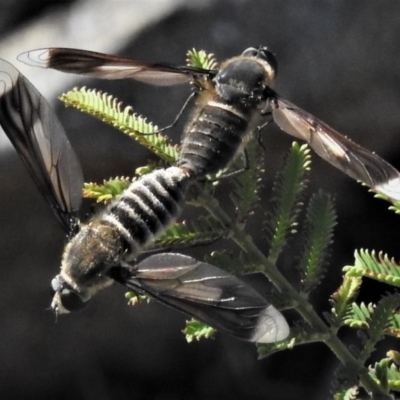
[[18, 48, 213, 86], [110, 253, 289, 343], [272, 98, 400, 201], [0, 59, 83, 233]]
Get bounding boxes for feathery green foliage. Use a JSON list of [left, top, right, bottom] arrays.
[[61, 47, 400, 399], [60, 87, 179, 163], [186, 48, 217, 91], [186, 48, 218, 70], [345, 302, 375, 329], [264, 142, 311, 263], [374, 189, 400, 209], [152, 217, 227, 249], [184, 319, 217, 342], [204, 250, 247, 275], [83, 177, 132, 202], [388, 201, 400, 214], [346, 294, 400, 363], [299, 190, 337, 294], [389, 314, 400, 338], [329, 275, 362, 328], [125, 291, 149, 305], [344, 294, 400, 340], [230, 136, 264, 225], [369, 356, 400, 393], [333, 386, 359, 400], [344, 250, 400, 287]]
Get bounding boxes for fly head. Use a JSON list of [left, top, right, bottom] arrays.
[[214, 46, 277, 106]]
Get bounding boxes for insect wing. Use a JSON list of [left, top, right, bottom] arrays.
[[272, 98, 400, 201], [111, 253, 289, 343], [0, 59, 83, 232], [18, 48, 213, 86]]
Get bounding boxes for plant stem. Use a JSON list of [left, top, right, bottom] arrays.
[[200, 190, 392, 399]]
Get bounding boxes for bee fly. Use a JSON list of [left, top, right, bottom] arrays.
[[0, 59, 289, 343], [18, 46, 400, 200]]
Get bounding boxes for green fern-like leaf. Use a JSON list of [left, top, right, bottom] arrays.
[[345, 302, 374, 328], [385, 367, 400, 392], [83, 177, 133, 202], [329, 275, 362, 328], [204, 250, 248, 275], [369, 357, 400, 394], [238, 250, 263, 273], [186, 48, 218, 70], [346, 294, 400, 363], [333, 386, 359, 400], [388, 314, 400, 338], [372, 358, 390, 393], [388, 202, 400, 215], [373, 188, 400, 207], [300, 190, 337, 294], [184, 319, 216, 342], [60, 88, 179, 163], [264, 142, 311, 263], [208, 249, 285, 280], [344, 250, 400, 287], [125, 291, 149, 306], [186, 49, 217, 92], [153, 217, 227, 249], [229, 136, 264, 225]]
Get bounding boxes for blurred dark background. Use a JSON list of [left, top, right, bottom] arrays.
[[1, 1, 400, 399]]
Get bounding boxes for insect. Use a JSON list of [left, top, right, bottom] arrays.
[[0, 59, 289, 343], [18, 46, 400, 200]]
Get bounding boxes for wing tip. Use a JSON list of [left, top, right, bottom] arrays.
[[251, 305, 290, 343], [17, 49, 50, 68], [0, 59, 19, 95], [375, 176, 400, 202]]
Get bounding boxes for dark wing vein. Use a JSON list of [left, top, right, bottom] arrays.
[[272, 98, 400, 201], [0, 59, 83, 232], [18, 48, 214, 86], [109, 253, 289, 343]]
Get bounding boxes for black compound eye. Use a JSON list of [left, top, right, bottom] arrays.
[[259, 48, 278, 75], [242, 47, 259, 57], [59, 289, 88, 312], [242, 46, 278, 77], [51, 275, 89, 312]]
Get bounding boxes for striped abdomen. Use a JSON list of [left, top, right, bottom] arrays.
[[105, 166, 190, 257], [178, 95, 257, 178], [60, 166, 191, 288]]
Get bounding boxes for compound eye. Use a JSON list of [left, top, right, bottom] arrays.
[[59, 289, 88, 312], [259, 48, 278, 76], [50, 275, 89, 312], [242, 47, 259, 57]]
